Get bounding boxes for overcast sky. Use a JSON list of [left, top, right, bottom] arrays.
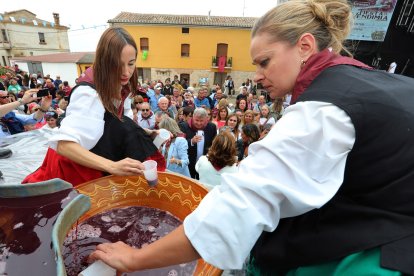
[[4, 0, 277, 52]]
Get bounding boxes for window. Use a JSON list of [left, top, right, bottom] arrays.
[[182, 27, 189, 34], [1, 29, 8, 42], [181, 44, 190, 57], [38, 32, 46, 44], [140, 38, 149, 51]]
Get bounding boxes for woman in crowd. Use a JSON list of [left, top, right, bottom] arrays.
[[159, 117, 190, 177], [41, 111, 59, 130], [91, 0, 414, 274], [258, 104, 275, 130], [269, 96, 285, 121], [236, 98, 248, 113], [224, 113, 241, 140], [239, 123, 260, 161], [23, 27, 165, 186], [213, 106, 228, 130], [195, 131, 238, 190]]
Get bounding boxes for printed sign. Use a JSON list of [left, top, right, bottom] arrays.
[[349, 0, 398, 41]]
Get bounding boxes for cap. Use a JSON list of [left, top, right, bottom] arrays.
[[154, 84, 162, 90]]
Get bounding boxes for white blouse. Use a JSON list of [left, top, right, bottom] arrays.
[[49, 85, 132, 150], [184, 101, 356, 269]]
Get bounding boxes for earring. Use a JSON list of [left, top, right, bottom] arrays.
[[301, 60, 307, 66]]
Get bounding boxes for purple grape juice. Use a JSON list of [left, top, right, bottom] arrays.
[[63, 206, 197, 276]]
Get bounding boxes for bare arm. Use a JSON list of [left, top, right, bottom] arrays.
[[57, 141, 144, 175], [0, 89, 37, 118], [89, 225, 200, 272]]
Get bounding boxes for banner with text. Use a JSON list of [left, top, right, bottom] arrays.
[[349, 0, 398, 41]]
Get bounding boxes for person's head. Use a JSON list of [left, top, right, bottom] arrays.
[[165, 79, 171, 86], [207, 131, 238, 168], [215, 89, 223, 100], [238, 99, 247, 111], [182, 106, 194, 123], [158, 97, 169, 111], [251, 0, 352, 99], [258, 95, 266, 105], [27, 102, 40, 114], [134, 95, 144, 110], [241, 123, 261, 145], [58, 97, 68, 110], [159, 116, 182, 138], [154, 84, 162, 94], [155, 110, 167, 125], [218, 107, 228, 121], [260, 123, 273, 139], [45, 111, 58, 128], [242, 86, 248, 95], [176, 108, 184, 123], [7, 92, 17, 101], [63, 81, 69, 86], [173, 87, 180, 96], [204, 108, 213, 122], [197, 87, 207, 99], [235, 109, 243, 121], [0, 90, 11, 105], [56, 90, 65, 100], [226, 114, 240, 130], [243, 110, 255, 124], [141, 102, 151, 117], [260, 104, 270, 117], [94, 27, 138, 117], [192, 107, 208, 129]]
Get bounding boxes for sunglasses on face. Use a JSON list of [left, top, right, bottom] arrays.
[[0, 96, 9, 99], [136, 102, 143, 104], [141, 109, 149, 112]]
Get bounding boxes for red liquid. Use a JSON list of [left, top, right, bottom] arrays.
[[0, 189, 79, 275], [63, 206, 197, 276]]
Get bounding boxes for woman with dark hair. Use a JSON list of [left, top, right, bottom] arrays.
[[213, 106, 228, 130], [239, 123, 260, 161], [23, 27, 165, 186], [195, 131, 238, 190], [224, 113, 241, 140]]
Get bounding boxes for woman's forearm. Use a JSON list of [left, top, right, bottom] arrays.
[[133, 225, 200, 270], [56, 140, 113, 172]]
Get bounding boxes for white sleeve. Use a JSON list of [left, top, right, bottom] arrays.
[[184, 101, 356, 269], [123, 95, 133, 119], [49, 85, 105, 150]]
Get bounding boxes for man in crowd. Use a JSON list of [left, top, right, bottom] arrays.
[[179, 108, 216, 179], [137, 102, 155, 129], [194, 87, 211, 109], [149, 84, 164, 112]]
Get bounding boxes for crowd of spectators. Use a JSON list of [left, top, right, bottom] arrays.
[[1, 70, 290, 190]]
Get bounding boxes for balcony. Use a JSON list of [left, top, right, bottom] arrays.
[[211, 56, 232, 69]]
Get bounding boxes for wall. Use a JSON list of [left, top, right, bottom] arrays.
[[41, 63, 78, 86], [123, 25, 255, 72]]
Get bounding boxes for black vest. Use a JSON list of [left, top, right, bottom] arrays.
[[251, 65, 414, 274]]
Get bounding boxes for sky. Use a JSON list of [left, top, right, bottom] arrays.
[[4, 0, 277, 52]]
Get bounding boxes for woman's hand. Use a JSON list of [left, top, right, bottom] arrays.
[[107, 158, 145, 176], [89, 241, 138, 273]]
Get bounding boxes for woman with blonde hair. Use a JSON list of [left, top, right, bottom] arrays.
[[195, 131, 238, 190], [269, 96, 285, 121], [91, 0, 414, 274], [159, 117, 190, 177]]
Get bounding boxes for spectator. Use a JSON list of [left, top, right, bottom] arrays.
[[41, 111, 59, 130], [54, 75, 62, 89], [7, 78, 21, 96], [196, 131, 238, 190], [0, 89, 51, 137], [258, 104, 276, 130], [239, 123, 260, 161], [179, 107, 217, 179], [62, 81, 72, 97], [269, 97, 285, 121], [149, 84, 164, 112], [162, 79, 174, 95], [194, 87, 211, 109], [159, 117, 191, 177], [157, 97, 175, 118], [183, 90, 195, 108], [213, 106, 228, 130], [137, 102, 155, 129]]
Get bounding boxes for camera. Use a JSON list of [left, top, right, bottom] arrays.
[[36, 88, 50, 98]]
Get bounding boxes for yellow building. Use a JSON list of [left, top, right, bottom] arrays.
[[109, 12, 257, 89]]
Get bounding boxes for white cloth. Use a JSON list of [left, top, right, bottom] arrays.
[[195, 155, 238, 190], [388, 62, 397, 73], [196, 130, 204, 162], [49, 85, 131, 150], [259, 117, 276, 126], [184, 101, 356, 269]]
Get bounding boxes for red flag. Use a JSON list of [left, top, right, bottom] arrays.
[[218, 56, 226, 72]]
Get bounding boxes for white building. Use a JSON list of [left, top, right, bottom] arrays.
[[0, 9, 70, 67]]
